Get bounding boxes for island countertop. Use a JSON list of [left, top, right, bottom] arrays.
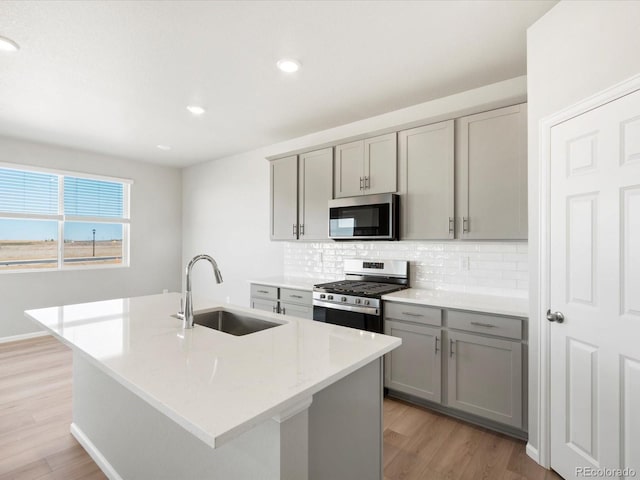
[[25, 293, 400, 449]]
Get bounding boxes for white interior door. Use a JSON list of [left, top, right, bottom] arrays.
[[549, 89, 640, 480]]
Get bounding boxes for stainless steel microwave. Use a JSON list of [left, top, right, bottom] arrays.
[[328, 193, 399, 240]]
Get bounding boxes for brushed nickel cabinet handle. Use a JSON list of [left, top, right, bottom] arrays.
[[401, 312, 423, 317], [450, 338, 455, 357], [470, 321, 496, 328], [272, 305, 277, 313], [462, 217, 469, 233], [300, 224, 304, 236], [360, 177, 364, 190], [365, 176, 370, 189], [290, 294, 303, 299], [449, 217, 454, 235], [257, 289, 269, 294], [281, 307, 286, 315], [435, 337, 440, 354]]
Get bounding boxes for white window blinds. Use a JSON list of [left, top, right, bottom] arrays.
[[0, 168, 59, 215]]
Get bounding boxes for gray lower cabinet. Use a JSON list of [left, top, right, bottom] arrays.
[[384, 320, 441, 403], [251, 298, 278, 313], [250, 283, 313, 320], [456, 103, 528, 239], [384, 300, 525, 433], [446, 330, 522, 429]]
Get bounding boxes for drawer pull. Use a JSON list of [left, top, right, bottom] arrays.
[[272, 306, 277, 313], [289, 294, 303, 299], [257, 290, 270, 294], [401, 312, 423, 317], [470, 321, 496, 328]]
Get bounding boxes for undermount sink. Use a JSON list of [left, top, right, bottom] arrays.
[[174, 309, 283, 336]]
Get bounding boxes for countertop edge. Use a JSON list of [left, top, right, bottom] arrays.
[[381, 290, 528, 318]]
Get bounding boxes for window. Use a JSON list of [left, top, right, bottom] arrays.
[[0, 164, 131, 271]]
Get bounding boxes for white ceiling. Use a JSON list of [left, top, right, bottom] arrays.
[[0, 0, 556, 167]]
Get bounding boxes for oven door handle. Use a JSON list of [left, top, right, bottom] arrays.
[[312, 300, 379, 316]]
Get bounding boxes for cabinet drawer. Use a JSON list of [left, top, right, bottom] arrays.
[[280, 288, 312, 305], [447, 310, 522, 340], [384, 302, 442, 327], [251, 298, 278, 313], [280, 302, 313, 320], [250, 284, 278, 300]]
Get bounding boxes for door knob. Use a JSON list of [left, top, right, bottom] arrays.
[[546, 309, 565, 323]]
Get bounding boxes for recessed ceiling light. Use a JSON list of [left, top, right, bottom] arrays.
[[0, 35, 20, 52], [156, 144, 171, 151], [186, 105, 206, 116], [277, 58, 301, 73]]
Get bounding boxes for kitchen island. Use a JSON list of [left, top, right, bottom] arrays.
[[25, 293, 400, 480]]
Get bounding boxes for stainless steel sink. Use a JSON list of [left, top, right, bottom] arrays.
[[178, 309, 283, 336]]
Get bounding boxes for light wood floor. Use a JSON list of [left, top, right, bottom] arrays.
[[2, 336, 561, 480]]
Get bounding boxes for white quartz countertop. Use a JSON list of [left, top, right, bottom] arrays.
[[25, 293, 399, 449], [381, 288, 528, 318], [249, 276, 323, 291]]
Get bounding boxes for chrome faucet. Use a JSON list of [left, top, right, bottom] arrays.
[[180, 254, 223, 329]]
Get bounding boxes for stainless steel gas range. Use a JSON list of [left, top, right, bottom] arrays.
[[312, 259, 409, 333]]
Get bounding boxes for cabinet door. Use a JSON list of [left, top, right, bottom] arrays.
[[446, 330, 522, 428], [251, 298, 278, 314], [270, 155, 298, 240], [398, 121, 454, 239], [334, 140, 364, 198], [364, 133, 397, 195], [456, 104, 527, 239], [299, 148, 333, 240], [279, 301, 313, 320], [384, 320, 441, 403]]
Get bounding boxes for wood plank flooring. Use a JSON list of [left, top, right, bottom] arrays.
[[0, 336, 106, 480], [2, 336, 561, 480], [383, 398, 562, 480]]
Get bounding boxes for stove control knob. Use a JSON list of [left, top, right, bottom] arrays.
[[327, 295, 333, 300], [319, 294, 326, 299], [341, 297, 347, 302], [355, 298, 361, 304], [364, 300, 370, 306]]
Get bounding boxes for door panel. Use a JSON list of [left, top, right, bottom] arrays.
[[364, 133, 397, 195], [398, 121, 454, 239], [270, 156, 298, 240], [456, 104, 527, 239], [549, 87, 640, 479], [446, 330, 522, 428], [334, 140, 364, 198], [299, 148, 333, 240], [384, 320, 441, 403]]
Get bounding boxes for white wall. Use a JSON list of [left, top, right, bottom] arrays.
[[0, 136, 182, 339], [526, 0, 640, 460], [182, 76, 527, 308]]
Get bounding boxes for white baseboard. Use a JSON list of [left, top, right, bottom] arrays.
[[70, 423, 123, 480], [526, 442, 540, 464], [0, 331, 49, 344]]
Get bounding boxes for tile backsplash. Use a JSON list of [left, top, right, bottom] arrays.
[[284, 241, 528, 298]]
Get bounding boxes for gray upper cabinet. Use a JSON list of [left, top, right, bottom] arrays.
[[456, 104, 528, 239], [270, 149, 333, 241], [298, 148, 333, 240], [334, 133, 397, 198], [398, 120, 454, 240], [270, 155, 298, 240]]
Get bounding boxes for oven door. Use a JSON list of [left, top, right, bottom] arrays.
[[313, 305, 382, 333]]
